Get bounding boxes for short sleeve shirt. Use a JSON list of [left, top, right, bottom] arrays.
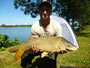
[[31, 19, 62, 38]]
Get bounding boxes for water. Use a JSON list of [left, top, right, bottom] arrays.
[[0, 27, 31, 41]]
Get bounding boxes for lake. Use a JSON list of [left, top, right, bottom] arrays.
[[0, 27, 31, 42]]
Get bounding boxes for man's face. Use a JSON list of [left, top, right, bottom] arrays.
[[38, 5, 52, 20]]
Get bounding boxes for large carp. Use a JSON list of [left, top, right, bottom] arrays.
[[9, 36, 78, 61]]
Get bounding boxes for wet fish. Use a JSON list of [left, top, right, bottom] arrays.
[[9, 36, 78, 61]]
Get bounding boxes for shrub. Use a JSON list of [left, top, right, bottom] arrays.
[[0, 34, 20, 50]]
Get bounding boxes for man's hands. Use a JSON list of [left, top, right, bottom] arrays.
[[55, 50, 67, 54], [32, 45, 43, 53], [32, 45, 67, 54]]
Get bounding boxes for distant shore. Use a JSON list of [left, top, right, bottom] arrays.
[[0, 25, 32, 27]]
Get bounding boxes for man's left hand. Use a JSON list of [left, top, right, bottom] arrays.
[[56, 50, 67, 54]]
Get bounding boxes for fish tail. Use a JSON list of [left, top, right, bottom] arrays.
[[15, 49, 25, 61]]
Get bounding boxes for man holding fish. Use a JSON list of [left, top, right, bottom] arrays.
[[8, 0, 78, 67], [20, 0, 77, 68], [21, 0, 65, 68]]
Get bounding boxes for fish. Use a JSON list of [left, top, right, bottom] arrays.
[[8, 36, 78, 61]]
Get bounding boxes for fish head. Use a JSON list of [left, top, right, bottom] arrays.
[[65, 42, 78, 51]]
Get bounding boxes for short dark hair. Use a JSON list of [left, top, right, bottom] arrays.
[[38, 2, 52, 9]]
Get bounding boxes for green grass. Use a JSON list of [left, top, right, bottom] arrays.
[[0, 26, 90, 68], [0, 49, 21, 68], [57, 37, 90, 68]]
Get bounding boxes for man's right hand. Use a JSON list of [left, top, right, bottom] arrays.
[[32, 45, 43, 53]]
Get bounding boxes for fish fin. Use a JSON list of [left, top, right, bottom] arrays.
[[41, 52, 48, 58], [15, 49, 25, 61], [30, 33, 34, 39], [8, 45, 20, 53]]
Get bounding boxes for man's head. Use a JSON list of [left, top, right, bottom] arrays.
[[38, 1, 52, 20]]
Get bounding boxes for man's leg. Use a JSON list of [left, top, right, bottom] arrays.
[[55, 53, 58, 68], [21, 51, 41, 68], [41, 54, 58, 68], [21, 52, 34, 68]]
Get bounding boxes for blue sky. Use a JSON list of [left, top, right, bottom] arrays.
[[0, 0, 39, 25]]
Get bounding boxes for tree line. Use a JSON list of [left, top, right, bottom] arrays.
[[0, 24, 32, 27], [14, 0, 90, 32]]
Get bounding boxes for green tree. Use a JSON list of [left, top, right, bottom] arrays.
[[1, 24, 6, 27], [13, 0, 90, 31], [54, 0, 90, 31], [14, 0, 53, 17]]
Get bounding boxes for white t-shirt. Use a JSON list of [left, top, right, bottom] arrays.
[[31, 19, 62, 37]]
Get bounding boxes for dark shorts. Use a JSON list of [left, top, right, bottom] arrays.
[[21, 51, 57, 68]]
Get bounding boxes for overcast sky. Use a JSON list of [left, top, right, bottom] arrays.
[[0, 0, 39, 25]]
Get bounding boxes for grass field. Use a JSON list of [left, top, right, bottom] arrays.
[[0, 26, 90, 68]]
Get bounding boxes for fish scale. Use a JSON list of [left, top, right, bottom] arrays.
[[9, 36, 78, 61]]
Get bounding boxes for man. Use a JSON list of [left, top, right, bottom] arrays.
[[31, 1, 63, 53], [21, 0, 66, 68]]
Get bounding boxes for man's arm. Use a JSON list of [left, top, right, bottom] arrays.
[[30, 33, 43, 53]]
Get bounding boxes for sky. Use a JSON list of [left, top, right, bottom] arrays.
[[0, 0, 40, 25]]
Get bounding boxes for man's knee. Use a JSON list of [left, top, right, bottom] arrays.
[[21, 53, 34, 68]]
